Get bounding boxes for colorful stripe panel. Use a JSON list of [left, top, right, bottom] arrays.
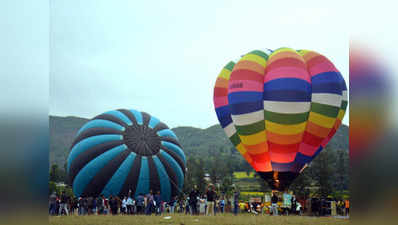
[[213, 61, 255, 168], [229, 50, 270, 171]]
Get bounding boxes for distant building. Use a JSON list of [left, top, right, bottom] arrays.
[[55, 182, 66, 188]]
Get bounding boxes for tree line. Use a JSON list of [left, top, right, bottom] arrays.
[[49, 145, 349, 200]]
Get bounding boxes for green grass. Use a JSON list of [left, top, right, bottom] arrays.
[[234, 171, 255, 179], [241, 191, 265, 196], [233, 171, 261, 195], [49, 214, 349, 225]]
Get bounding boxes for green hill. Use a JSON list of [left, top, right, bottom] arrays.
[[50, 116, 90, 168], [50, 115, 348, 170]]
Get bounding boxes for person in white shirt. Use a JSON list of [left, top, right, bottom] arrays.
[[121, 197, 127, 214], [126, 196, 133, 214], [199, 195, 206, 215]]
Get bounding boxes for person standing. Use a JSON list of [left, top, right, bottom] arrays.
[[108, 195, 114, 215], [77, 197, 83, 215], [136, 193, 144, 214], [282, 191, 292, 215], [116, 196, 122, 214], [145, 190, 155, 215], [132, 197, 136, 214], [185, 196, 190, 215], [331, 199, 337, 216], [181, 197, 186, 213], [86, 196, 93, 215], [92, 196, 97, 215], [55, 196, 60, 215], [127, 195, 134, 214], [70, 197, 77, 215], [214, 196, 218, 215], [206, 185, 216, 216], [199, 195, 206, 215], [162, 201, 167, 214], [339, 200, 345, 216], [345, 199, 350, 217], [189, 185, 200, 215], [109, 195, 118, 215], [121, 196, 127, 214], [233, 189, 240, 216], [291, 195, 297, 215], [154, 191, 162, 215], [178, 198, 184, 213], [103, 196, 109, 215], [97, 195, 104, 215], [83, 197, 89, 215], [219, 196, 225, 214], [271, 192, 279, 216], [60, 191, 69, 215], [49, 192, 57, 215], [169, 196, 176, 214]]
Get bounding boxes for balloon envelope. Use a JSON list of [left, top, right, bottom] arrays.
[[213, 48, 347, 190], [67, 109, 186, 201]]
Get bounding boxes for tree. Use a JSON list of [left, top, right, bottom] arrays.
[[209, 158, 219, 184], [50, 164, 60, 182], [335, 149, 348, 191], [254, 173, 271, 192], [195, 158, 206, 193], [183, 157, 196, 193], [220, 175, 234, 195], [309, 147, 336, 198], [49, 181, 58, 195], [183, 157, 206, 194], [290, 168, 312, 199], [50, 164, 67, 183]]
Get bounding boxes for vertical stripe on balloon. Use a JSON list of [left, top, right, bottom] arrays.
[[101, 152, 136, 197], [264, 48, 311, 165], [213, 61, 255, 168], [229, 50, 268, 160], [134, 157, 150, 197], [72, 145, 127, 197], [296, 50, 344, 169]]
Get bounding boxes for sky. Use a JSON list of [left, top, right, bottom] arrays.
[[1, 1, 48, 118], [50, 0, 350, 128]]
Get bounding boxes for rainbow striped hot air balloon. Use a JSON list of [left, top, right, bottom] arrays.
[[213, 48, 347, 191]]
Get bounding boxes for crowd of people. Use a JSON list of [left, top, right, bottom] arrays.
[[49, 185, 240, 216], [244, 192, 349, 217], [309, 198, 350, 217], [49, 185, 349, 217], [243, 192, 303, 216]]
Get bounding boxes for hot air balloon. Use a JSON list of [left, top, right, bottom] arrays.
[[67, 109, 185, 201], [213, 48, 347, 191]]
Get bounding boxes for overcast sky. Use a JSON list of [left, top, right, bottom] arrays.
[[50, 0, 349, 128]]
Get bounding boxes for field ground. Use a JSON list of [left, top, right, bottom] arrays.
[[240, 191, 265, 196], [49, 214, 349, 225], [233, 171, 261, 197], [233, 172, 255, 179]]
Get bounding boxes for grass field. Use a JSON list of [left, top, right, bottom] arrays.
[[49, 214, 349, 225], [240, 191, 265, 196], [233, 171, 255, 179]]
